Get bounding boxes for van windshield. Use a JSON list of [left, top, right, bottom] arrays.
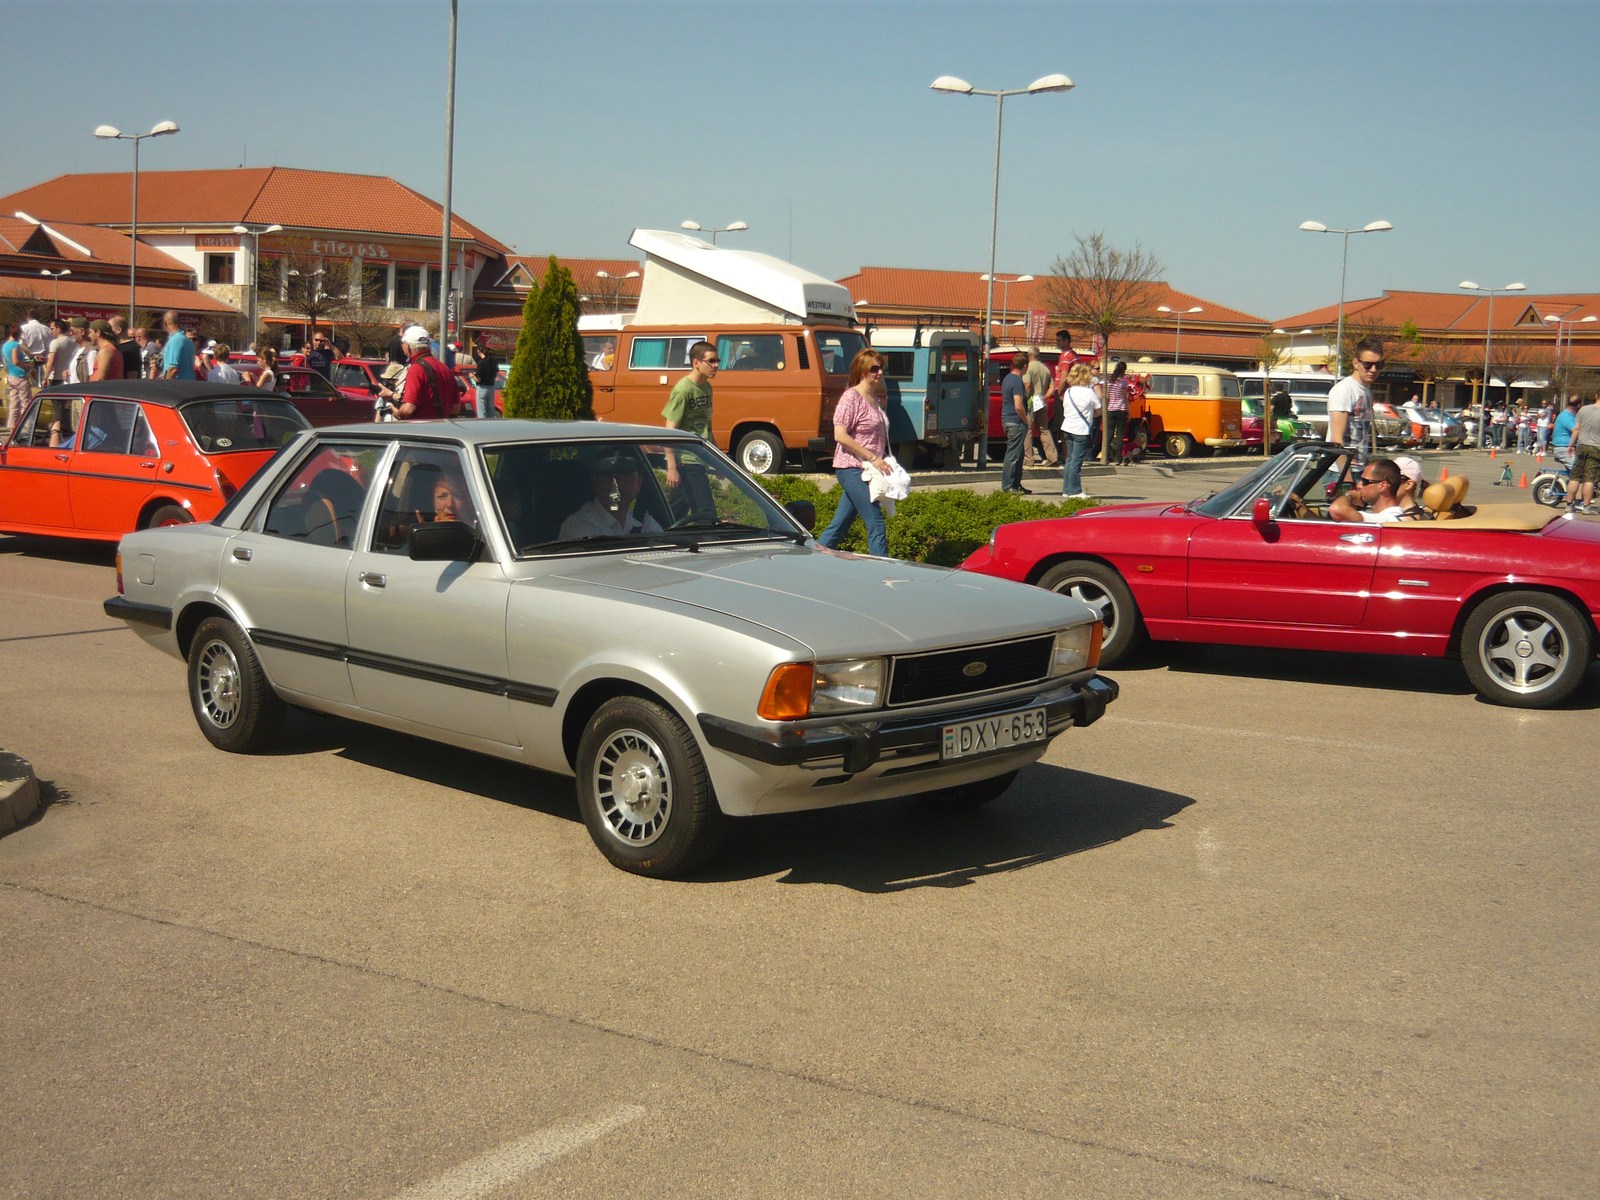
[[814, 330, 868, 375]]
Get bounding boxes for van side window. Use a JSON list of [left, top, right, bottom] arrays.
[[1220, 377, 1241, 398], [1241, 379, 1265, 398], [794, 334, 810, 371], [628, 336, 704, 370], [716, 334, 786, 371], [881, 351, 914, 382], [1168, 375, 1200, 396]]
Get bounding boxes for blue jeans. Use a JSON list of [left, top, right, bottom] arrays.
[[1000, 420, 1028, 491], [819, 466, 889, 557], [475, 384, 494, 417], [1061, 431, 1093, 495]]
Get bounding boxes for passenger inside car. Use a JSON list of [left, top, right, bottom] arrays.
[[558, 453, 663, 541]]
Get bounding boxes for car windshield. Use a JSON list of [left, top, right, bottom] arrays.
[[481, 438, 805, 556], [1194, 446, 1353, 519], [181, 398, 310, 453], [1191, 454, 1287, 517]]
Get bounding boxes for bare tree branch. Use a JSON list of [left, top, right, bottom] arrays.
[[1039, 232, 1164, 355]]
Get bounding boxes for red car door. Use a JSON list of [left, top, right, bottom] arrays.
[[67, 398, 161, 534], [1188, 517, 1379, 626], [0, 393, 81, 531]]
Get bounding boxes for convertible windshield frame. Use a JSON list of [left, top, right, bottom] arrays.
[[1193, 444, 1356, 520], [476, 435, 810, 561]]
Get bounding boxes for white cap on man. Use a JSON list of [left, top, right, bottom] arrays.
[[402, 325, 432, 347]]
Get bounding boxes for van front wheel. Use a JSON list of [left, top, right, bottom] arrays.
[[734, 429, 786, 476], [1163, 432, 1196, 459]]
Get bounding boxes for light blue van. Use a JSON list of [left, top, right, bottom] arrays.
[[868, 327, 982, 468]]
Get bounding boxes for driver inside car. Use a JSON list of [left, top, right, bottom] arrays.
[[1329, 457, 1408, 523], [558, 454, 663, 541]]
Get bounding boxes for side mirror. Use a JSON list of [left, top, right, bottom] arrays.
[[1251, 496, 1275, 529], [409, 520, 479, 562], [785, 500, 817, 532]]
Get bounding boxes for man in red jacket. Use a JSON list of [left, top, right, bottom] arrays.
[[395, 325, 459, 420]]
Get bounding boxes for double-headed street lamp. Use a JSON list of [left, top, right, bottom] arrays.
[[94, 120, 180, 326], [1543, 312, 1597, 383], [232, 223, 283, 350], [39, 269, 71, 319], [1157, 304, 1202, 363], [594, 269, 640, 314], [980, 273, 1033, 328], [681, 219, 748, 246], [1299, 219, 1392, 375], [933, 71, 1073, 466], [1460, 280, 1526, 445]]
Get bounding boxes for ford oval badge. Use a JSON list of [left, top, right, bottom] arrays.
[[962, 660, 988, 678]]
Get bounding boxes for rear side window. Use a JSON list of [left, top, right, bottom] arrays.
[[628, 336, 704, 370], [1220, 377, 1241, 398], [794, 334, 810, 371], [716, 334, 786, 371], [262, 442, 379, 549], [182, 398, 310, 453], [1153, 375, 1199, 396], [881, 351, 915, 382], [79, 400, 141, 454]]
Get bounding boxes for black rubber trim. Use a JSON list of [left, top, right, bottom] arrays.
[[0, 461, 214, 493], [696, 675, 1119, 769], [103, 595, 172, 630], [247, 627, 558, 706]]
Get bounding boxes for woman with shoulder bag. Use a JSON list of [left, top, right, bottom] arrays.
[[1059, 362, 1102, 499], [818, 349, 893, 557]]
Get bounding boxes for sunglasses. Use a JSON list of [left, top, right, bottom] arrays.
[[867, 365, 884, 374], [1357, 358, 1384, 370], [1357, 475, 1383, 487]]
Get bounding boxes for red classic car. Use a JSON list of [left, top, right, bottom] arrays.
[[0, 381, 309, 541], [960, 442, 1600, 707]]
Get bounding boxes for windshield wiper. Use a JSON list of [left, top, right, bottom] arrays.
[[524, 532, 697, 554], [666, 520, 807, 545]]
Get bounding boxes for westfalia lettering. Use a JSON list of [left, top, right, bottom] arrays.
[[311, 240, 392, 260]]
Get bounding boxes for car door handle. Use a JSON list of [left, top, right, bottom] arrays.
[[360, 572, 387, 588], [1338, 533, 1375, 544], [232, 547, 252, 561], [140, 461, 156, 469], [54, 453, 70, 462]]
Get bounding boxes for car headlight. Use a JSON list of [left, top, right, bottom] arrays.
[[1051, 624, 1103, 676], [811, 657, 885, 714]]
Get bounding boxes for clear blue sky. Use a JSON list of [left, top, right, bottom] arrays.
[[8, 0, 1597, 320]]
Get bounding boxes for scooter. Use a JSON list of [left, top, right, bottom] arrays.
[[1531, 461, 1570, 508]]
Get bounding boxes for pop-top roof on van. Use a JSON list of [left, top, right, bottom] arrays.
[[628, 229, 857, 327]]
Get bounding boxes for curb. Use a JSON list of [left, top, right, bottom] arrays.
[[0, 751, 41, 837]]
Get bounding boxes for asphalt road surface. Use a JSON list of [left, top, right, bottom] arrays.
[[2, 532, 1595, 1199]]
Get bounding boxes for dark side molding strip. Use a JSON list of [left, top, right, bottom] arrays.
[[248, 627, 557, 706], [103, 596, 173, 630]]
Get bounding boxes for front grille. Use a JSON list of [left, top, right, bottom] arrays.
[[887, 634, 1054, 707]]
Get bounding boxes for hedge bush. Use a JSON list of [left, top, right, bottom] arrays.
[[759, 476, 1099, 566]]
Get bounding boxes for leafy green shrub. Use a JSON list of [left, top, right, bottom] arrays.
[[758, 478, 1099, 566], [503, 256, 593, 420]]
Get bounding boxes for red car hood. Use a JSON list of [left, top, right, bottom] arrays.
[[1068, 500, 1185, 518]]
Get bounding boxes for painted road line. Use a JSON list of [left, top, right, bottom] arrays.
[[390, 1104, 646, 1200]]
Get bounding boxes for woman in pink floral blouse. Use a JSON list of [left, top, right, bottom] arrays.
[[818, 348, 893, 556]]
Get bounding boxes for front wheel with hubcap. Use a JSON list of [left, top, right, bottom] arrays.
[[187, 616, 286, 752], [734, 429, 786, 476], [576, 696, 724, 876], [1035, 559, 1143, 665], [1461, 590, 1591, 708], [1531, 476, 1566, 508], [1163, 432, 1196, 459]]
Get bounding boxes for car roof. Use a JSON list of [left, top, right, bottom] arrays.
[[306, 418, 695, 446], [37, 380, 286, 408]]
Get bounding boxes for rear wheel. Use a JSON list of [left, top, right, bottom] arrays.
[[186, 617, 285, 752], [734, 429, 786, 476], [1461, 590, 1591, 708], [576, 696, 724, 877], [1036, 559, 1143, 665], [145, 504, 193, 529], [1163, 432, 1196, 459], [1532, 475, 1567, 508]]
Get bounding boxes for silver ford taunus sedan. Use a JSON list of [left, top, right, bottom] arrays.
[[106, 421, 1116, 876]]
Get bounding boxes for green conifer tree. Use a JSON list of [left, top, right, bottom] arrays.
[[502, 256, 593, 420]]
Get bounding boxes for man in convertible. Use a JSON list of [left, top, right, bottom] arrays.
[[1329, 457, 1411, 523]]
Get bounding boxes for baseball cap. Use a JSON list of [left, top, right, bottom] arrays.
[[402, 324, 432, 346], [1393, 456, 1424, 485]]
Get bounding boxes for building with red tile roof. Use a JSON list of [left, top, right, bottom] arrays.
[[465, 256, 644, 347]]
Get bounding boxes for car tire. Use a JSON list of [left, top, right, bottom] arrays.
[[576, 696, 725, 877], [187, 616, 286, 753], [1163, 432, 1196, 459], [146, 504, 194, 529], [734, 429, 786, 476], [924, 769, 1018, 810], [1461, 590, 1592, 709], [1036, 559, 1144, 666]]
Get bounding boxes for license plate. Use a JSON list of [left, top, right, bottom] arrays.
[[941, 707, 1049, 761]]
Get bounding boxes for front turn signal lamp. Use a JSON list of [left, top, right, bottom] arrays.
[[758, 663, 814, 720], [1051, 623, 1102, 675]]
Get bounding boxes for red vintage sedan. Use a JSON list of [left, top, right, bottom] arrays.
[[960, 442, 1600, 707], [0, 381, 308, 541]]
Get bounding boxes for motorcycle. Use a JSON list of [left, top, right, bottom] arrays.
[[1531, 461, 1570, 508]]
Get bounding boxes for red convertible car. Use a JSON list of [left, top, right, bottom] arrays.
[[961, 442, 1600, 708]]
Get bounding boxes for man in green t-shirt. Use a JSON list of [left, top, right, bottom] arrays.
[[662, 340, 718, 489]]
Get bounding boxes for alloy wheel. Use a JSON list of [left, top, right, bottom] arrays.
[[592, 728, 674, 846], [1478, 607, 1569, 695], [196, 638, 243, 728]]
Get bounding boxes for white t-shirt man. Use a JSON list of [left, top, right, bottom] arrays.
[[1359, 504, 1407, 524], [558, 499, 663, 542], [18, 318, 49, 359], [1327, 374, 1372, 450]]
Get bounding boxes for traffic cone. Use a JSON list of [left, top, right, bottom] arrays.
[[1537, 451, 1544, 463], [1518, 472, 1529, 488], [1490, 447, 1497, 459], [1440, 466, 1448, 480]]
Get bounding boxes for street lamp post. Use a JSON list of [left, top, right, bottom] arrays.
[[94, 120, 179, 327], [1157, 304, 1202, 363], [38, 270, 71, 321], [1298, 219, 1392, 376], [933, 72, 1073, 468], [232, 223, 283, 352], [1459, 281, 1527, 446], [1543, 312, 1597, 384], [680, 220, 749, 246], [594, 269, 640, 314], [979, 273, 1033, 330]]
